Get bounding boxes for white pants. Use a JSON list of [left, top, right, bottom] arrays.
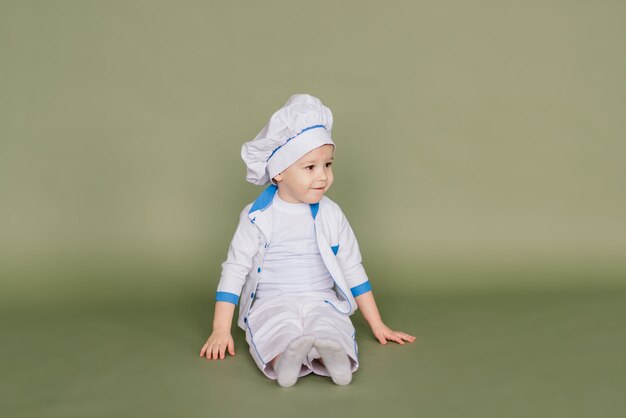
[[244, 290, 359, 379]]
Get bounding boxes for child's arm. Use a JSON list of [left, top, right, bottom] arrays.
[[355, 291, 416, 345], [200, 204, 258, 360], [199, 301, 236, 360]]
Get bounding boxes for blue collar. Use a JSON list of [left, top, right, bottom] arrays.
[[249, 184, 319, 219]]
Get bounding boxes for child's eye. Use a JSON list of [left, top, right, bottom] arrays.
[[325, 162, 333, 167], [305, 165, 314, 170]]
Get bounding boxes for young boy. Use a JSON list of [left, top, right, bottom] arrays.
[[200, 94, 415, 387]]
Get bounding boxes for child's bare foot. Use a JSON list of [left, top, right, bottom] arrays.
[[314, 338, 352, 385], [275, 334, 315, 387]]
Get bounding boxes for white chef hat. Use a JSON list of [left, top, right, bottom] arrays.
[[241, 94, 335, 185]]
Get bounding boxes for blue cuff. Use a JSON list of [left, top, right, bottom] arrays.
[[216, 291, 239, 305], [350, 281, 372, 297]]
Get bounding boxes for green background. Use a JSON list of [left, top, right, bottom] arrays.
[[1, 1, 625, 417]]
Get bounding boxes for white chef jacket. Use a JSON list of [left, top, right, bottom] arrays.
[[215, 184, 372, 330]]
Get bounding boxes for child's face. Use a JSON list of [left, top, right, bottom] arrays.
[[273, 144, 334, 204]]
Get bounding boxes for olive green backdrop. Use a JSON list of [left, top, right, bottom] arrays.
[[1, 1, 625, 417]]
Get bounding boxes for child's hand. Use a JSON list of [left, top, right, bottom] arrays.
[[370, 322, 416, 345], [200, 330, 235, 360]]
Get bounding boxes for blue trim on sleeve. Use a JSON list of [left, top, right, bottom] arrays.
[[215, 291, 239, 305], [331, 244, 339, 255], [350, 281, 372, 297]]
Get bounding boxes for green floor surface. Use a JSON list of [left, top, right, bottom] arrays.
[[2, 286, 625, 418]]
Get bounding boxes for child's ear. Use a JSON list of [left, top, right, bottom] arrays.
[[273, 173, 283, 182]]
